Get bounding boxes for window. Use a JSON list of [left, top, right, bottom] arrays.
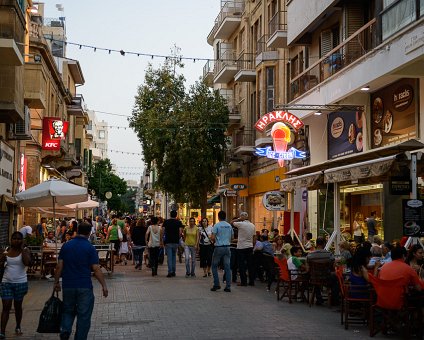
[[87, 120, 92, 130], [320, 26, 340, 57], [381, 0, 417, 40], [75, 138, 81, 157], [98, 130, 105, 139], [266, 67, 275, 113]]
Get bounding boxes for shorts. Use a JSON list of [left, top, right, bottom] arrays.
[[0, 282, 28, 301]]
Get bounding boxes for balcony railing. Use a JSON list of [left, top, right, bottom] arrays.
[[202, 60, 214, 83], [0, 4, 25, 56], [67, 94, 86, 116], [215, 49, 237, 76], [234, 130, 255, 149], [289, 18, 377, 101], [236, 52, 255, 71], [256, 35, 271, 56], [268, 11, 287, 36]]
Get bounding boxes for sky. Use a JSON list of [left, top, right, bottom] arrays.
[[42, 0, 219, 184]]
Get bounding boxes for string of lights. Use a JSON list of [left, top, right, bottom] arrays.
[[43, 36, 312, 62]]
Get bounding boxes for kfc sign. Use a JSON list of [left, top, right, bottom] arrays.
[[42, 118, 69, 150]]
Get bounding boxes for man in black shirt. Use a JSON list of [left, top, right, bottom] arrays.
[[163, 210, 183, 277]]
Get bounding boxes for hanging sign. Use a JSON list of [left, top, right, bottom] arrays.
[[402, 199, 424, 237], [230, 183, 248, 191], [42, 117, 69, 150], [262, 191, 285, 211], [254, 111, 305, 167]]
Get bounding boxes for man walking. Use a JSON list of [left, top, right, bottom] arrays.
[[210, 211, 233, 292], [232, 212, 256, 286], [163, 210, 183, 277], [54, 222, 108, 340]]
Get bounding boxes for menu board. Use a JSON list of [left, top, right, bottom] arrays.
[[327, 111, 364, 159], [371, 78, 417, 149], [402, 199, 424, 237]]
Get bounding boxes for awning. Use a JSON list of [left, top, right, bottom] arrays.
[[285, 139, 424, 177], [207, 194, 221, 204], [0, 194, 16, 212], [280, 171, 323, 192], [324, 155, 396, 183]]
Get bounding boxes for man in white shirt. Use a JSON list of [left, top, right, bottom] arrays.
[[19, 225, 33, 238], [232, 212, 256, 286]]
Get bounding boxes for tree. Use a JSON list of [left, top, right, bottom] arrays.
[[120, 188, 137, 214], [129, 59, 229, 218], [88, 159, 127, 213]]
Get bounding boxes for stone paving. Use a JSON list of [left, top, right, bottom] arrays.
[[1, 260, 386, 339]]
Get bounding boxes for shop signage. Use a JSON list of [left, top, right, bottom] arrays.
[[0, 141, 14, 196], [262, 191, 285, 211], [327, 111, 363, 159], [224, 190, 237, 197], [254, 146, 306, 161], [324, 159, 393, 183], [255, 111, 304, 132], [42, 117, 69, 150], [254, 112, 305, 167], [371, 78, 417, 149], [230, 184, 248, 191], [402, 199, 424, 237], [19, 153, 27, 192], [389, 176, 411, 195]]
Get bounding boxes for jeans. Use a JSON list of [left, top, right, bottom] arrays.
[[237, 247, 254, 285], [165, 243, 178, 274], [61, 288, 94, 340], [132, 246, 145, 266], [212, 246, 231, 289], [184, 245, 196, 275]]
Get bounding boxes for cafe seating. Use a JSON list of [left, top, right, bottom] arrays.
[[274, 257, 309, 303], [41, 251, 57, 277], [96, 244, 114, 274], [368, 274, 419, 338], [335, 266, 372, 329], [308, 260, 334, 307]]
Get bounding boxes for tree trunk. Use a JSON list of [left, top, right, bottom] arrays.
[[200, 189, 208, 219]]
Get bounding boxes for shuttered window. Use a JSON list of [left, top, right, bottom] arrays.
[[344, 3, 365, 62]]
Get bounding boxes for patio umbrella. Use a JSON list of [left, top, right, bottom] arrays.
[[63, 197, 99, 210], [15, 179, 88, 255]]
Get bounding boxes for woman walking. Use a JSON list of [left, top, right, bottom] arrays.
[[119, 217, 131, 265], [198, 218, 213, 277], [183, 218, 199, 277], [145, 217, 163, 276], [131, 219, 147, 270], [106, 218, 121, 264], [0, 232, 32, 338]]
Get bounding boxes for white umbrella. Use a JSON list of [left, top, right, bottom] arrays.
[[15, 179, 88, 256], [64, 197, 99, 210]]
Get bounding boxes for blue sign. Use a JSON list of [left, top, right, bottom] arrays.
[[254, 146, 306, 161]]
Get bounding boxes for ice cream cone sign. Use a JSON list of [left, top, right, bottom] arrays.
[[271, 122, 291, 167]]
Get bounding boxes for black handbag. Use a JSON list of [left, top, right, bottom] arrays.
[[36, 291, 63, 333]]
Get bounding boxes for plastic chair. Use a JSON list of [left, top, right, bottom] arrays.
[[368, 274, 416, 337]]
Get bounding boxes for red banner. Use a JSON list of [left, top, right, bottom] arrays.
[[42, 117, 69, 150]]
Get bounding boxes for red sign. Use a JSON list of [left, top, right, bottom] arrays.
[[42, 118, 69, 150], [255, 111, 304, 132], [19, 153, 27, 192]]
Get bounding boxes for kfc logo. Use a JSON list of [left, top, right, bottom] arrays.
[[42, 118, 69, 150]]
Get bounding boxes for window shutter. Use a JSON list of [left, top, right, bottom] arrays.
[[320, 29, 333, 57], [345, 3, 364, 61]]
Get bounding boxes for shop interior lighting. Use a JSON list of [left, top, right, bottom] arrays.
[[360, 86, 370, 91], [314, 110, 322, 116], [341, 184, 383, 193]]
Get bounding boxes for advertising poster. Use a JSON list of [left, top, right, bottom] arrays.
[[327, 111, 364, 159], [371, 78, 417, 148], [42, 117, 69, 150], [402, 199, 424, 237]]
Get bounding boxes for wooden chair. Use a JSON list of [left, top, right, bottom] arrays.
[[336, 267, 372, 329], [274, 257, 308, 303], [368, 274, 417, 337], [41, 251, 57, 278], [308, 259, 334, 307]]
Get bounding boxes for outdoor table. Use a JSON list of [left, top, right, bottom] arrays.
[[94, 243, 114, 274]]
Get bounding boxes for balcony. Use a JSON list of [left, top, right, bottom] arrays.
[[0, 2, 25, 65], [256, 35, 278, 66], [219, 88, 241, 128], [234, 129, 255, 155], [24, 55, 48, 109], [214, 49, 238, 83], [289, 19, 376, 101], [0, 64, 24, 122], [255, 129, 273, 148], [234, 52, 256, 82], [267, 11, 288, 49], [202, 60, 214, 86], [67, 94, 86, 116], [208, 0, 245, 45]]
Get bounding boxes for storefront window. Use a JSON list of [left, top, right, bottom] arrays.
[[340, 184, 384, 241], [250, 194, 278, 231]]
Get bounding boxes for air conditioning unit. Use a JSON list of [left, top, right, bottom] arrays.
[[8, 106, 31, 140]]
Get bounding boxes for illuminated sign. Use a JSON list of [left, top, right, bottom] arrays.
[[230, 184, 248, 191], [19, 153, 27, 192], [255, 111, 304, 132], [0, 141, 14, 195], [42, 117, 69, 150], [254, 111, 305, 167], [255, 146, 306, 161]]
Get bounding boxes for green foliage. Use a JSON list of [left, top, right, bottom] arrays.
[[129, 58, 229, 211], [24, 235, 43, 246], [88, 159, 127, 212]]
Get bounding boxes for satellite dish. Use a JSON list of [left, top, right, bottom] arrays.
[[105, 191, 112, 199]]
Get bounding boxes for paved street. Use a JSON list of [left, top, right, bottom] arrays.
[[4, 261, 378, 339]]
